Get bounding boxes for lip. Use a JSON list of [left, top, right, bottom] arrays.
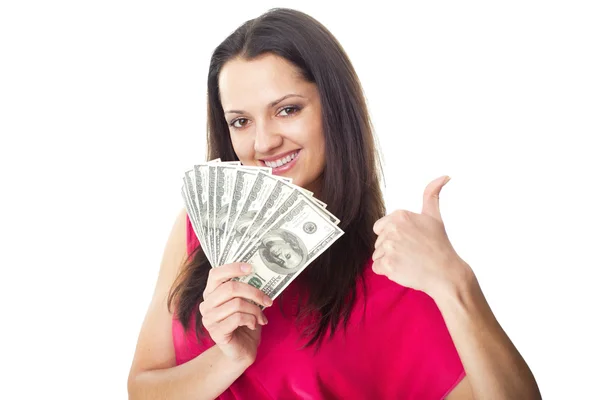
[[259, 149, 301, 176], [259, 149, 301, 162]]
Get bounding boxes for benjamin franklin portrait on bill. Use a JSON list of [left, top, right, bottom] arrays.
[[258, 229, 308, 274]]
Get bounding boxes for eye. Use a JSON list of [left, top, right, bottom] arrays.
[[278, 105, 301, 117], [285, 253, 291, 259], [229, 118, 248, 129], [229, 105, 301, 129]]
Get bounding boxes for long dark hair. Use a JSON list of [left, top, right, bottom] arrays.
[[168, 7, 386, 348]]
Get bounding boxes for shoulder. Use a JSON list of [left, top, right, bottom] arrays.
[[155, 207, 190, 304]]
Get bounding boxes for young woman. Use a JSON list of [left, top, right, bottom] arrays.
[[128, 8, 541, 400]]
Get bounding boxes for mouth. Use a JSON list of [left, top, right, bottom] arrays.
[[259, 149, 301, 175]]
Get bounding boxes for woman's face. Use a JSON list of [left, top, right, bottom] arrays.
[[218, 53, 326, 193]]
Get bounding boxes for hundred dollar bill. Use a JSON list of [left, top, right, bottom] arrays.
[[183, 168, 212, 259], [213, 164, 267, 267], [184, 166, 210, 243], [234, 186, 340, 261], [181, 185, 212, 260], [229, 178, 298, 261], [207, 164, 218, 264], [181, 159, 333, 269], [310, 196, 327, 209], [192, 164, 213, 264], [186, 158, 223, 265], [214, 165, 236, 267], [225, 172, 311, 263], [182, 168, 200, 231], [216, 166, 270, 266], [220, 171, 279, 265], [181, 159, 237, 266], [233, 196, 344, 302], [261, 174, 327, 210]]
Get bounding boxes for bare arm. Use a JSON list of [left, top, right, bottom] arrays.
[[127, 208, 250, 400], [439, 261, 542, 400], [129, 345, 251, 400]]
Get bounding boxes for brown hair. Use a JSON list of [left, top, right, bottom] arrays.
[[168, 7, 386, 348]]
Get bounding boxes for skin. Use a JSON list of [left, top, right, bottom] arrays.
[[127, 53, 329, 400], [372, 176, 541, 399], [219, 53, 326, 194], [128, 52, 540, 399]]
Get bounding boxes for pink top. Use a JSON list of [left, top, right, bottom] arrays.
[[172, 215, 466, 399]]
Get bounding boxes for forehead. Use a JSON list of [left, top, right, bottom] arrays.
[[219, 53, 311, 108]]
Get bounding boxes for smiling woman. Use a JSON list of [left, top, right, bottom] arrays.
[[127, 7, 541, 400], [219, 55, 326, 193]]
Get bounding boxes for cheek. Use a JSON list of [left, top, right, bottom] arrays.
[[316, 136, 326, 163], [299, 112, 325, 156], [230, 134, 254, 161], [309, 132, 326, 167]]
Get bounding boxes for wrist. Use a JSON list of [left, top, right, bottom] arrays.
[[218, 347, 256, 371], [430, 258, 476, 304]]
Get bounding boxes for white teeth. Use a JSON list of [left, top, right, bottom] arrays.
[[265, 151, 299, 168]]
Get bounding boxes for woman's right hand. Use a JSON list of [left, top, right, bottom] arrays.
[[199, 262, 273, 364]]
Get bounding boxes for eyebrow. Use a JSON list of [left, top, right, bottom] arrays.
[[224, 93, 306, 115]]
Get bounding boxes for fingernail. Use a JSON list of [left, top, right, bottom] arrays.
[[263, 296, 273, 306], [241, 264, 251, 273], [263, 316, 269, 325]]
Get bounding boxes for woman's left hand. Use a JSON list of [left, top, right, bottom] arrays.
[[372, 175, 471, 296]]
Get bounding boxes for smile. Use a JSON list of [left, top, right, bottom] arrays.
[[263, 150, 300, 168]]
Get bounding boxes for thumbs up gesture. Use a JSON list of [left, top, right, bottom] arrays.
[[372, 176, 471, 297]]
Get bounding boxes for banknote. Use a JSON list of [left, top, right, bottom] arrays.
[[228, 178, 297, 262], [219, 171, 279, 265], [233, 196, 344, 302], [207, 164, 217, 263], [181, 184, 212, 260], [214, 164, 271, 267], [213, 164, 237, 267], [216, 166, 269, 266], [234, 187, 340, 261], [180, 160, 344, 302]]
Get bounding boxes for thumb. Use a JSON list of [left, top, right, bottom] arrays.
[[421, 175, 451, 221]]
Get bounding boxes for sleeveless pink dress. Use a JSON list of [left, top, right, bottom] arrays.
[[172, 215, 466, 399]]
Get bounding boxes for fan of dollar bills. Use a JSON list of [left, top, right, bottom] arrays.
[[180, 159, 344, 300]]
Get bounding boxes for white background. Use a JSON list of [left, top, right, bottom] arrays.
[[1, 1, 598, 398]]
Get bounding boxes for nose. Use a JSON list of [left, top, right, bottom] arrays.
[[254, 121, 283, 155]]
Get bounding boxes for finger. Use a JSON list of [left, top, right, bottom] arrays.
[[204, 280, 273, 311], [203, 297, 268, 326], [421, 175, 451, 222], [374, 231, 384, 249], [211, 313, 260, 343], [374, 238, 396, 260], [372, 259, 385, 275], [372, 246, 385, 261], [205, 262, 252, 296], [373, 215, 389, 235]]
